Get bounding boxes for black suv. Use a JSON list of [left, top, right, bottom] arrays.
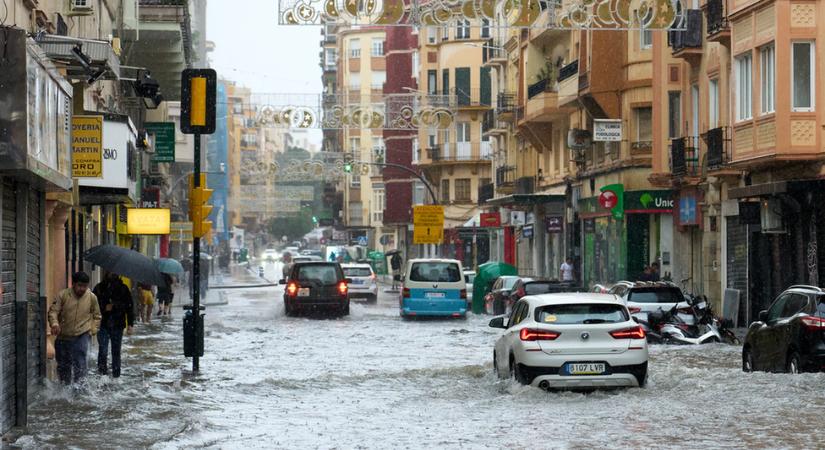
[[281, 262, 350, 316], [742, 285, 825, 373]]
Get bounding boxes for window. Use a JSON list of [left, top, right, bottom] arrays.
[[456, 19, 470, 39], [780, 294, 809, 319], [635, 107, 652, 142], [735, 52, 753, 121], [441, 179, 450, 203], [709, 79, 719, 128], [349, 201, 363, 224], [350, 137, 360, 153], [441, 24, 449, 41], [412, 52, 420, 81], [792, 41, 815, 111], [626, 288, 686, 304], [371, 38, 384, 56], [427, 70, 437, 95], [536, 304, 628, 324], [343, 267, 373, 277], [409, 262, 461, 282], [455, 178, 471, 201], [325, 49, 337, 67], [481, 19, 490, 38], [372, 185, 385, 223], [760, 44, 775, 114], [456, 122, 470, 142], [427, 27, 436, 44], [349, 73, 361, 89], [294, 264, 341, 286], [766, 294, 791, 323], [668, 92, 681, 138], [371, 70, 386, 90], [349, 39, 361, 58], [350, 171, 361, 188], [691, 84, 699, 137], [442, 69, 449, 94], [640, 9, 653, 49]]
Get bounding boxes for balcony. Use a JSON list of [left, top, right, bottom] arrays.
[[482, 110, 508, 137], [669, 10, 703, 61], [425, 142, 493, 164], [497, 93, 516, 121], [557, 60, 579, 106], [670, 136, 701, 177], [449, 88, 493, 109], [704, 127, 731, 170], [515, 176, 536, 195], [482, 39, 507, 66], [496, 166, 517, 194], [522, 78, 572, 123], [706, 0, 730, 44], [478, 183, 495, 205]]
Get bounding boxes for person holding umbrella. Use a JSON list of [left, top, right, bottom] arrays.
[[93, 272, 135, 378], [157, 273, 175, 317]]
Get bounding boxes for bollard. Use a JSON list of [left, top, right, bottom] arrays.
[[183, 306, 205, 358]]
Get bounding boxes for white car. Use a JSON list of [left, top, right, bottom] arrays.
[[463, 271, 475, 306], [262, 249, 279, 262], [608, 281, 694, 327], [342, 263, 379, 303], [490, 293, 648, 389]]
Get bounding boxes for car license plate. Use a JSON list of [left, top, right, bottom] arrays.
[[426, 292, 445, 298], [352, 279, 363, 285], [297, 288, 310, 297], [565, 363, 606, 375]]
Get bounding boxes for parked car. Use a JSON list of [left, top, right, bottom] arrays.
[[464, 271, 476, 306], [507, 279, 586, 305], [400, 258, 467, 318], [608, 281, 694, 327], [484, 276, 523, 315], [281, 262, 350, 317], [342, 263, 378, 303], [742, 285, 825, 373], [489, 293, 648, 389], [292, 255, 323, 264]]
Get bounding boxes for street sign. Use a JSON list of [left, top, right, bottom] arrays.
[[170, 221, 193, 242], [413, 205, 444, 245], [145, 122, 176, 162], [357, 235, 368, 246], [593, 119, 622, 142]]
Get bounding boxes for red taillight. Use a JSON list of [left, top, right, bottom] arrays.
[[610, 326, 646, 340], [520, 328, 560, 341], [801, 315, 825, 330], [460, 289, 467, 299], [338, 281, 348, 296], [628, 306, 642, 314], [402, 288, 410, 298], [286, 282, 298, 296]]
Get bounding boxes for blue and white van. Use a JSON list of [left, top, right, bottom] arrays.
[[400, 258, 468, 318]]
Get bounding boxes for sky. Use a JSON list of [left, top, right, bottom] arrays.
[[206, 0, 323, 147]]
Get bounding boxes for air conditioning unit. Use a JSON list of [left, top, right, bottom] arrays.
[[760, 199, 785, 233], [70, 0, 93, 13]]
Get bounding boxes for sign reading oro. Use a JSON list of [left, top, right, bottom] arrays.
[[72, 116, 103, 178], [126, 209, 171, 235], [413, 205, 444, 245]]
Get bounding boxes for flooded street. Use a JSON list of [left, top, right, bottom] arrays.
[[14, 263, 825, 449]]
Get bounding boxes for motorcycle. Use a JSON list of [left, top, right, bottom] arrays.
[[637, 295, 739, 345]]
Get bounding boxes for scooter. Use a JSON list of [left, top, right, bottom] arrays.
[[638, 301, 723, 345]]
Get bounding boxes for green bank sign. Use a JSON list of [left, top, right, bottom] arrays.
[[625, 190, 674, 212]]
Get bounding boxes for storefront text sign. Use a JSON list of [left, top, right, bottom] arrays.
[[593, 119, 622, 142], [72, 116, 103, 178], [126, 208, 171, 235], [145, 122, 176, 163], [480, 212, 501, 227], [546, 216, 563, 233]]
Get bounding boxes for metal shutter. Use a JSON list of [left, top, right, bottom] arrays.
[[0, 180, 17, 431]]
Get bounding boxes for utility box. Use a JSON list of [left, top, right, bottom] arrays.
[[183, 309, 204, 357]]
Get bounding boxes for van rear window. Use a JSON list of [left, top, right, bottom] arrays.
[[410, 262, 461, 283]]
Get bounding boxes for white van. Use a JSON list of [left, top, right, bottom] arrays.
[[400, 258, 467, 318]]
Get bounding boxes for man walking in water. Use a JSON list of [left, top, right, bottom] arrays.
[[93, 272, 134, 378], [49, 272, 101, 385]]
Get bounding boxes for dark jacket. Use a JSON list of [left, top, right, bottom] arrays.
[[157, 274, 174, 302], [94, 279, 136, 329]]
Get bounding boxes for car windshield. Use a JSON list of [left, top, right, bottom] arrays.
[[344, 267, 373, 277], [536, 304, 628, 324], [627, 288, 685, 304], [502, 278, 519, 290], [410, 262, 461, 282], [525, 283, 556, 295], [295, 264, 340, 286]]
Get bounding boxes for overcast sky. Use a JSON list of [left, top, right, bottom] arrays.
[[207, 0, 323, 147]]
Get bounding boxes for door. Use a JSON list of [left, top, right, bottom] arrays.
[[456, 122, 470, 159], [772, 293, 810, 369], [480, 66, 491, 106], [455, 67, 471, 105], [753, 293, 789, 370], [497, 301, 528, 369]]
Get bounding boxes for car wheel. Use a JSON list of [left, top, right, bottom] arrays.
[[510, 355, 527, 385], [786, 351, 801, 374], [493, 352, 501, 377], [368, 294, 377, 304], [636, 370, 648, 388], [341, 302, 350, 316], [284, 301, 293, 317], [742, 347, 754, 372]]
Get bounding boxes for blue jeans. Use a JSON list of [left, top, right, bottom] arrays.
[[97, 326, 124, 377], [55, 333, 91, 385]]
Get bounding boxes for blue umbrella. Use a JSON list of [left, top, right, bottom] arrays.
[[155, 258, 184, 274]]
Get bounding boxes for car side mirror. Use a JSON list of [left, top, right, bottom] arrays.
[[488, 317, 507, 329], [631, 316, 640, 323], [278, 279, 286, 285], [758, 310, 768, 323]]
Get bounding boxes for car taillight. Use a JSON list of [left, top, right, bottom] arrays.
[[628, 307, 642, 314], [402, 288, 410, 298], [610, 326, 646, 340], [460, 289, 467, 299], [800, 315, 825, 330], [520, 328, 560, 341], [338, 281, 348, 296], [286, 282, 298, 296]]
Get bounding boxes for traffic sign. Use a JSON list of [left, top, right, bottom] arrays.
[[413, 205, 444, 245], [357, 236, 368, 246]]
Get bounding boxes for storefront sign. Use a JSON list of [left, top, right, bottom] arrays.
[[78, 117, 136, 189], [522, 224, 534, 239], [145, 122, 175, 163], [126, 208, 171, 235], [480, 212, 501, 227], [600, 184, 624, 220], [593, 119, 622, 142], [141, 187, 161, 208], [625, 190, 674, 214], [170, 221, 193, 242], [510, 211, 526, 226], [546, 216, 563, 233], [72, 116, 103, 178]]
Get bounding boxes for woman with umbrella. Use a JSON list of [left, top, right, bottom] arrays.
[[155, 258, 183, 317]]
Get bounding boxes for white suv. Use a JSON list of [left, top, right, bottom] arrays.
[[342, 263, 379, 303], [490, 293, 648, 389]]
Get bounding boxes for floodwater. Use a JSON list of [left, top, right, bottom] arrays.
[[13, 263, 825, 449]]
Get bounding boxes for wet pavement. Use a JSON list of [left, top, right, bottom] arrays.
[[12, 262, 825, 449]]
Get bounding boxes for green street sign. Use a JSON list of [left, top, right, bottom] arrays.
[[146, 122, 176, 163]]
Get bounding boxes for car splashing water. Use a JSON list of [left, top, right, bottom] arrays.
[[15, 266, 825, 449]]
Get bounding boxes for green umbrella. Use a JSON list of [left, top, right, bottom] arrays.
[[472, 262, 518, 314], [155, 258, 184, 274]]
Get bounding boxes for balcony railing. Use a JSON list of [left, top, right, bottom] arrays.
[[426, 142, 493, 162], [450, 88, 493, 107], [482, 39, 506, 63], [515, 176, 536, 195], [496, 166, 517, 186], [558, 60, 578, 82], [483, 110, 495, 133], [527, 78, 558, 99], [478, 183, 495, 205], [669, 10, 703, 53], [704, 126, 731, 169], [497, 93, 515, 113], [670, 136, 700, 177], [706, 0, 729, 37]]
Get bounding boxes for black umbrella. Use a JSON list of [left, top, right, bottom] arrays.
[[84, 245, 167, 286]]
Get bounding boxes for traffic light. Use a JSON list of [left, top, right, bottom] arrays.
[[343, 153, 354, 173], [180, 69, 217, 135], [188, 175, 213, 239]]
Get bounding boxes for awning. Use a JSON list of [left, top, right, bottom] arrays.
[[463, 213, 481, 227], [485, 193, 565, 207], [728, 180, 825, 199], [35, 34, 120, 81]]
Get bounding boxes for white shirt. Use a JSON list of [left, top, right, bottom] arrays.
[[560, 262, 574, 281]]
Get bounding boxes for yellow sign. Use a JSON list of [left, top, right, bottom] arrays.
[[170, 221, 194, 242], [126, 208, 171, 235], [413, 205, 444, 244], [71, 116, 103, 178]]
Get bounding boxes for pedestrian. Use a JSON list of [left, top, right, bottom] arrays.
[[650, 262, 661, 282], [93, 272, 134, 378], [282, 251, 293, 281], [156, 273, 175, 317], [48, 271, 101, 385], [390, 253, 402, 290], [638, 266, 654, 282], [560, 257, 575, 282], [139, 283, 155, 323], [328, 251, 336, 262]]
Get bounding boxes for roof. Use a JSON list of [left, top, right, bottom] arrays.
[[615, 281, 680, 290], [408, 258, 461, 264], [523, 292, 624, 306]]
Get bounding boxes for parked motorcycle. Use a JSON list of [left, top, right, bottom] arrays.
[[636, 295, 739, 345]]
